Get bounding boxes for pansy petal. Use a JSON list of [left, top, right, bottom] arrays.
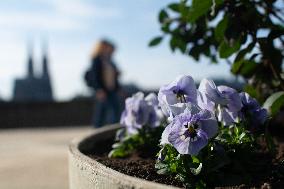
[[240, 92, 258, 109], [120, 110, 127, 125], [218, 85, 242, 111], [197, 91, 215, 112], [187, 130, 208, 155], [168, 129, 190, 154], [257, 108, 268, 124], [121, 92, 164, 134], [136, 101, 150, 125], [168, 111, 210, 155], [160, 123, 173, 145], [199, 119, 218, 138], [168, 103, 188, 117], [177, 75, 197, 103], [199, 79, 226, 105], [239, 92, 268, 127], [145, 93, 159, 106], [218, 108, 235, 126]]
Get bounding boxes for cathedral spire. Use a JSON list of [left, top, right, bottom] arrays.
[[41, 39, 53, 101], [42, 39, 49, 78], [27, 41, 34, 78]]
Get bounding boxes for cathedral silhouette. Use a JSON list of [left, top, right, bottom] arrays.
[[13, 42, 53, 102]]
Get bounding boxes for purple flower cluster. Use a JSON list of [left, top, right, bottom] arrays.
[[159, 75, 267, 155], [120, 92, 163, 135], [158, 75, 197, 119], [239, 92, 268, 128]]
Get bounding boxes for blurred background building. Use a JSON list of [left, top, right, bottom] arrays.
[[13, 42, 53, 102]]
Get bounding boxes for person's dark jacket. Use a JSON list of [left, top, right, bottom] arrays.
[[85, 56, 120, 92]]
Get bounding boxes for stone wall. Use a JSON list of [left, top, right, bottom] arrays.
[[0, 98, 93, 128]]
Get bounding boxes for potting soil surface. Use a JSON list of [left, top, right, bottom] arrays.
[[87, 137, 284, 189]]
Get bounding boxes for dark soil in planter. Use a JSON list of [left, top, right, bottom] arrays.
[[85, 138, 184, 187], [84, 136, 284, 189]]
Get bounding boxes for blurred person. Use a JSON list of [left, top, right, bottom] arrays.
[[85, 39, 121, 128]]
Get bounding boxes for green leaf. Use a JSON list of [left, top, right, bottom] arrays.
[[187, 0, 224, 22], [157, 168, 168, 175], [111, 143, 121, 148], [268, 27, 284, 40], [108, 148, 126, 158], [191, 156, 200, 163], [263, 91, 284, 116], [239, 132, 246, 140], [187, 0, 212, 23], [219, 39, 241, 58], [214, 16, 228, 42], [233, 126, 239, 135], [231, 60, 258, 78], [170, 36, 187, 53], [159, 9, 168, 23], [244, 85, 258, 99], [149, 36, 163, 47], [155, 162, 168, 169], [168, 3, 180, 12], [234, 42, 255, 63], [188, 45, 202, 60], [231, 59, 243, 74], [190, 163, 202, 175]]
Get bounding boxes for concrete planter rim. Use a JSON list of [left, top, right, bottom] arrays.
[[69, 124, 181, 189]]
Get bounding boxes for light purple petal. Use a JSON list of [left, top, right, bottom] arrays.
[[217, 107, 235, 126], [188, 130, 208, 155], [197, 91, 215, 112], [120, 110, 127, 125], [157, 75, 198, 118], [193, 110, 218, 138], [160, 123, 173, 145], [126, 126, 139, 135], [198, 119, 218, 138], [168, 103, 188, 117], [191, 109, 212, 121], [254, 108, 268, 124], [218, 86, 242, 112], [240, 92, 258, 108], [199, 79, 227, 105], [167, 110, 212, 155], [121, 92, 164, 134], [239, 92, 268, 126], [168, 128, 190, 154], [158, 91, 178, 116], [145, 93, 159, 106], [176, 75, 197, 103], [168, 126, 208, 155], [136, 100, 151, 125]]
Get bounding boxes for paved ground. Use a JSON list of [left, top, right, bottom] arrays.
[[0, 127, 93, 189]]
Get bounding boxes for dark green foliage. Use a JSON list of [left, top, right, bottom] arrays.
[[109, 126, 165, 158], [149, 36, 163, 47], [263, 91, 284, 116], [151, 0, 284, 102], [156, 144, 207, 188], [156, 124, 262, 188]]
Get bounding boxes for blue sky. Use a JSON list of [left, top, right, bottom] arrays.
[[0, 0, 234, 101]]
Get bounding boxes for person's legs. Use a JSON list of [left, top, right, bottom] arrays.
[[93, 98, 107, 128], [108, 92, 121, 124]]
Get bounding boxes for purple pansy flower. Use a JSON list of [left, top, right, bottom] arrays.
[[158, 75, 198, 118], [239, 92, 268, 127], [197, 90, 215, 112], [161, 109, 218, 155], [120, 92, 162, 135], [198, 79, 242, 126]]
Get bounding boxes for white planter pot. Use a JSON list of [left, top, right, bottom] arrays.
[[68, 124, 181, 189]]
